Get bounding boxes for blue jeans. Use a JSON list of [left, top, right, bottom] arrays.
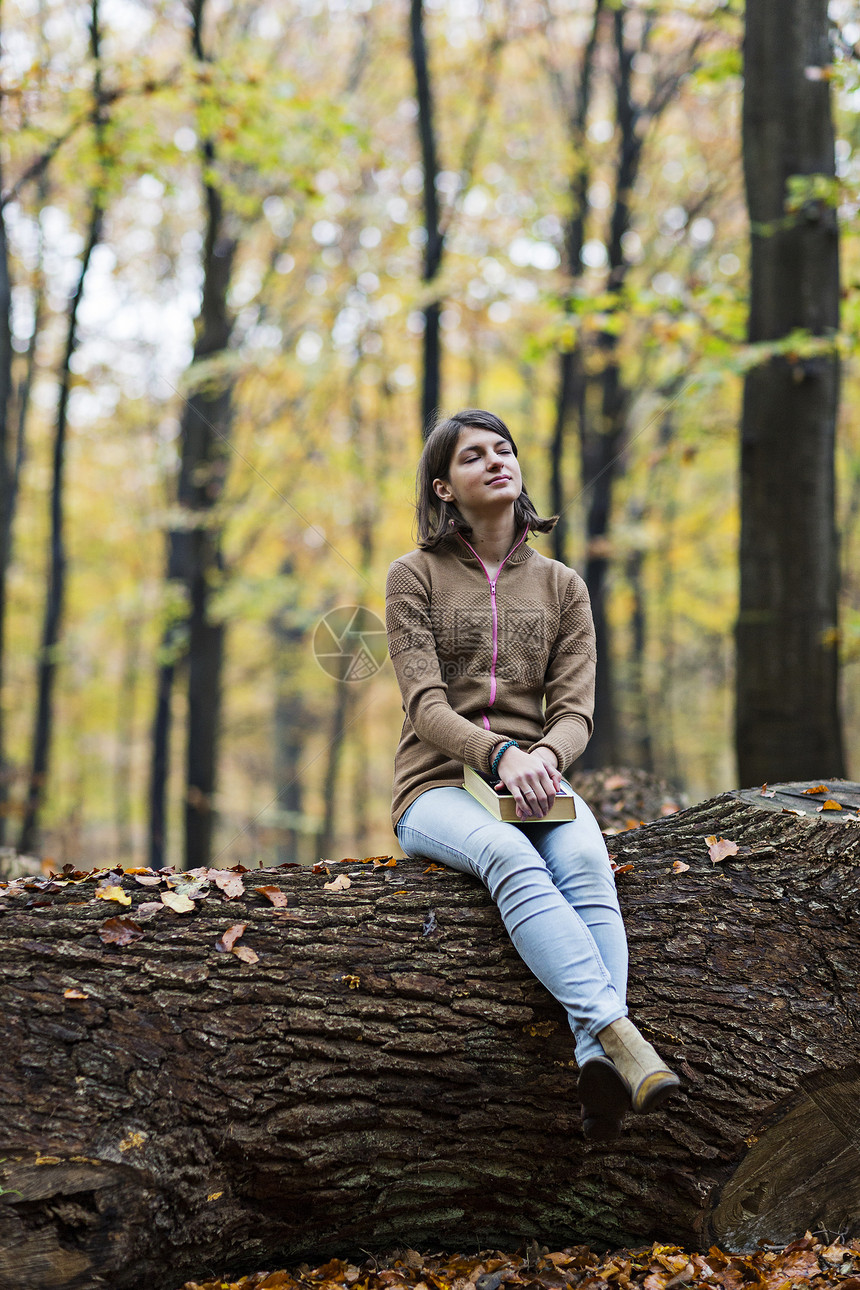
[[395, 783, 628, 1068]]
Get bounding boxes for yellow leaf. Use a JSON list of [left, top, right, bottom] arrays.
[[819, 799, 842, 811], [161, 890, 194, 914], [96, 886, 131, 906]]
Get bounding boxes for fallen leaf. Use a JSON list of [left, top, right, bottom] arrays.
[[99, 917, 144, 946], [161, 890, 195, 914], [323, 874, 351, 892], [169, 874, 209, 899], [136, 902, 163, 918], [207, 1191, 223, 1202], [672, 860, 690, 873], [118, 1130, 147, 1152], [96, 885, 131, 906], [802, 784, 830, 794], [422, 863, 446, 873], [232, 944, 259, 964], [760, 784, 776, 798], [312, 862, 330, 874], [215, 923, 247, 952], [603, 774, 630, 790], [707, 837, 739, 863], [783, 807, 807, 815], [373, 857, 397, 868], [64, 988, 88, 999], [209, 869, 246, 899], [819, 799, 843, 811], [611, 862, 635, 874], [255, 885, 289, 908], [133, 874, 164, 887]]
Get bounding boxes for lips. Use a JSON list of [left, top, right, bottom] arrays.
[[487, 476, 512, 486]]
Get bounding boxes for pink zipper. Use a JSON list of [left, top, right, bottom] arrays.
[[457, 527, 528, 728]]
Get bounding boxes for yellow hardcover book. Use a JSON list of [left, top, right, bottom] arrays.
[[463, 765, 576, 823]]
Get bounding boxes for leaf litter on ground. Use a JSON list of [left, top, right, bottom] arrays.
[[178, 1234, 860, 1290]]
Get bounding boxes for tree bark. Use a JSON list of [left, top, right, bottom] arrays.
[[737, 0, 844, 785], [0, 783, 859, 1289]]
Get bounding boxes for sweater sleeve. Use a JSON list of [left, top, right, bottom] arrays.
[[386, 559, 502, 774], [526, 571, 595, 773]]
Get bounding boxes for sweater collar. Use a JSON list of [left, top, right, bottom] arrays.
[[450, 526, 534, 565]]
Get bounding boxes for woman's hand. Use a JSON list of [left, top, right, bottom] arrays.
[[494, 745, 563, 819]]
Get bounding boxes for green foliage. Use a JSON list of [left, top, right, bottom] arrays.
[[0, 0, 857, 867]]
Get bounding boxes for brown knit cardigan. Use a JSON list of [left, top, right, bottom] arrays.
[[385, 530, 596, 829]]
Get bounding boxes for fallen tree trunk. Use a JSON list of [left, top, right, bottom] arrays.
[[0, 783, 859, 1290]]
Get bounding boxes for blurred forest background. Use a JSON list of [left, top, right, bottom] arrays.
[[0, 0, 858, 872]]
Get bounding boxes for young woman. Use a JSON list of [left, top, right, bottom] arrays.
[[385, 408, 679, 1140]]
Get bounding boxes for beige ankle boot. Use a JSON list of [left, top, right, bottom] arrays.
[[597, 1016, 680, 1113]]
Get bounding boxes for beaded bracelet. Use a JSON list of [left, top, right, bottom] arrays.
[[490, 739, 518, 780]]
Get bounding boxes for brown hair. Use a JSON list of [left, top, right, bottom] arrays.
[[414, 409, 558, 550]]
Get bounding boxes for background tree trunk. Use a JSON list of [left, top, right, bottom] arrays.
[[736, 0, 844, 785], [0, 784, 858, 1290], [409, 0, 443, 436], [148, 0, 236, 870], [0, 156, 14, 847]]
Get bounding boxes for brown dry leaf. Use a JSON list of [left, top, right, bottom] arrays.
[[423, 863, 446, 873], [323, 874, 351, 892], [232, 944, 259, 964], [610, 862, 634, 875], [708, 837, 739, 863], [99, 917, 144, 946], [161, 890, 195, 914], [819, 799, 843, 811], [782, 807, 807, 816], [64, 988, 88, 999], [209, 869, 246, 899], [802, 784, 830, 794], [759, 784, 776, 798], [372, 857, 397, 868], [215, 923, 247, 952], [96, 885, 131, 906], [255, 885, 288, 908], [672, 860, 690, 874]]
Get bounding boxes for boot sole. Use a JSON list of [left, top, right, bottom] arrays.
[[578, 1056, 632, 1120], [632, 1070, 681, 1114]]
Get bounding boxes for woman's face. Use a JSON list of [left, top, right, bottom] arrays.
[[432, 426, 523, 517]]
